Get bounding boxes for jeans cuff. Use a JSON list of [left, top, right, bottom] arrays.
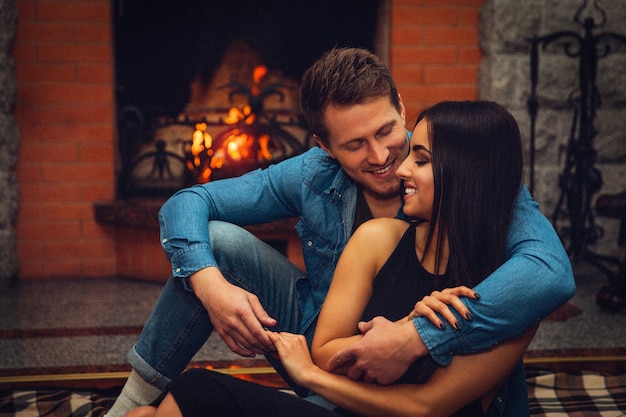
[[127, 345, 173, 391]]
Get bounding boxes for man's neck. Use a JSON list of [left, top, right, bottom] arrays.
[[364, 193, 401, 219]]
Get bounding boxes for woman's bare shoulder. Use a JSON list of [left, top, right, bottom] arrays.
[[340, 218, 412, 277], [352, 218, 411, 246]]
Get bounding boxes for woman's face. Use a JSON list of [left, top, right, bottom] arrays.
[[396, 118, 435, 220]]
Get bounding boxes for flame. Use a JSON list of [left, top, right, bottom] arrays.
[[189, 123, 214, 180], [251, 65, 267, 96], [225, 107, 244, 125], [253, 65, 267, 84], [187, 65, 276, 183], [192, 128, 272, 183], [258, 134, 271, 160], [225, 131, 253, 161]]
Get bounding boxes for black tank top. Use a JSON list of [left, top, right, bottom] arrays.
[[359, 224, 485, 417]]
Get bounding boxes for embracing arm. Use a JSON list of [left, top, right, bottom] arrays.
[[272, 324, 537, 417], [415, 185, 575, 364]]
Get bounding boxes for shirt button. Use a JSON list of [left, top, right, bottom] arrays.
[[496, 397, 503, 403], [307, 241, 313, 247], [175, 268, 181, 273], [162, 238, 167, 243]]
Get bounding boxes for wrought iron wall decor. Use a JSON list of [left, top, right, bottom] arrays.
[[526, 0, 626, 278], [116, 75, 310, 199]]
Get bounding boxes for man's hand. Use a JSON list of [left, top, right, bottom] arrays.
[[326, 316, 428, 385], [189, 267, 277, 357]]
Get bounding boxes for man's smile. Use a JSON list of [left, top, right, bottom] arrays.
[[369, 162, 394, 175]]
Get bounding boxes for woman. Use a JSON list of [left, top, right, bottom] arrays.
[[127, 101, 537, 417]]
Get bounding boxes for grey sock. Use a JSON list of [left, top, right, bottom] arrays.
[[104, 369, 163, 417]]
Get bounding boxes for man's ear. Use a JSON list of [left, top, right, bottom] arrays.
[[398, 93, 406, 121], [314, 134, 336, 159]]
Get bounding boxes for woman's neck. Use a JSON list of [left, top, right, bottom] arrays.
[[415, 222, 449, 275]]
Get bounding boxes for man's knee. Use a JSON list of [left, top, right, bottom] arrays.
[[208, 221, 258, 254]]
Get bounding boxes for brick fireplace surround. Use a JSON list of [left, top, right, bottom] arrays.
[[10, 0, 482, 282]]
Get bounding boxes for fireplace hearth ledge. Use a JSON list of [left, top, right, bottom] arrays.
[[93, 200, 299, 234]]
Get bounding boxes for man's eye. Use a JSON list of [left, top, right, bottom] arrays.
[[376, 127, 392, 138], [345, 141, 365, 151]]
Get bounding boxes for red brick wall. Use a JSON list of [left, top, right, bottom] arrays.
[[391, 0, 483, 127], [14, 0, 118, 279], [12, 0, 484, 281]]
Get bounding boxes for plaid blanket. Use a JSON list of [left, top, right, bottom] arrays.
[[0, 387, 118, 417], [527, 370, 626, 416], [1, 371, 625, 416]]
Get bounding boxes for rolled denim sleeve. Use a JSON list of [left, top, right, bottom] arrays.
[[158, 152, 307, 284], [415, 185, 576, 365]]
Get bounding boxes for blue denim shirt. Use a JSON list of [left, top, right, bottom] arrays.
[[159, 146, 576, 416]]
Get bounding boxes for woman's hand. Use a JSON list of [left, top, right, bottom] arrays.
[[267, 331, 321, 387], [407, 286, 480, 330]]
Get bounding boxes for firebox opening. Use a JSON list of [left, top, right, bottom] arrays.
[[113, 0, 384, 198]]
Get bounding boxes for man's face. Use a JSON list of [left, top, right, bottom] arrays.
[[317, 96, 409, 201]]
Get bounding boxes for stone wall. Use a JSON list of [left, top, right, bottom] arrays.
[[0, 0, 19, 287], [479, 0, 626, 259]]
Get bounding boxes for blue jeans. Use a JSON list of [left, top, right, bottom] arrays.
[[128, 221, 311, 393]]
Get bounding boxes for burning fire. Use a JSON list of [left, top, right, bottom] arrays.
[[188, 65, 274, 183]]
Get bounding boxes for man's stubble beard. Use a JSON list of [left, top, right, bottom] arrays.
[[362, 178, 403, 202]]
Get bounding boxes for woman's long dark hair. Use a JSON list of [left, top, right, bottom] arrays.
[[416, 101, 524, 287]]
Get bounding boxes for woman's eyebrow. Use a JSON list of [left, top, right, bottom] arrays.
[[412, 144, 432, 154]]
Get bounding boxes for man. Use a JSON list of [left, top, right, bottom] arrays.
[[106, 48, 575, 417]]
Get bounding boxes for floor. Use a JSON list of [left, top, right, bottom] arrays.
[[0, 262, 625, 386]]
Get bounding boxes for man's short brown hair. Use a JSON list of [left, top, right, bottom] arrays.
[[300, 47, 401, 146]]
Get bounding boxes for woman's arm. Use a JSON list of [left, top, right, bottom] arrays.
[[311, 218, 408, 369], [271, 324, 537, 417]]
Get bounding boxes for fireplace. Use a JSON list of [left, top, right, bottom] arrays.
[[13, 0, 489, 282], [113, 0, 384, 198]]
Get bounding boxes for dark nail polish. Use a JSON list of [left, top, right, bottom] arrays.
[[465, 312, 473, 321], [453, 322, 462, 330], [439, 323, 446, 330], [474, 292, 481, 299]]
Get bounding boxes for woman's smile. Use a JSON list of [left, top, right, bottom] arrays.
[[403, 184, 417, 201]]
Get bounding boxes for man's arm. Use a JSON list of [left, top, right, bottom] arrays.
[[157, 153, 307, 355], [417, 185, 575, 364], [158, 159, 305, 282]]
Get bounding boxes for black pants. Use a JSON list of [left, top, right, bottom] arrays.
[[168, 368, 485, 417], [168, 368, 345, 417]]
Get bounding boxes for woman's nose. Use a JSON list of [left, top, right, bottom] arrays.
[[396, 158, 410, 179]]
